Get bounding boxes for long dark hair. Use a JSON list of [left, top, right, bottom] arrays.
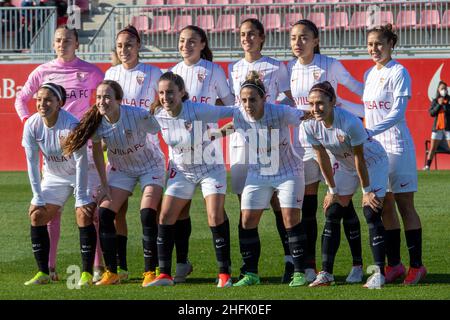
[[63, 80, 123, 155], [435, 80, 448, 99], [367, 23, 398, 49], [292, 19, 320, 54], [150, 72, 190, 115], [180, 25, 213, 61], [240, 18, 265, 50], [309, 81, 336, 106]]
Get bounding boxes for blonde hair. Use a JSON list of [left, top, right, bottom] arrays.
[[240, 70, 266, 97]]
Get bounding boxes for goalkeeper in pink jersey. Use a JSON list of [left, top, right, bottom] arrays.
[[14, 25, 105, 282]]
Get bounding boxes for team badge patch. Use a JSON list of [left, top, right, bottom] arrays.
[[313, 70, 321, 81], [125, 129, 133, 137], [337, 134, 345, 143], [197, 72, 206, 82], [379, 77, 385, 85], [76, 72, 87, 82], [136, 74, 145, 85], [184, 121, 192, 131]]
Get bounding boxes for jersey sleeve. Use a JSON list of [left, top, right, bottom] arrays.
[[346, 113, 368, 146], [276, 62, 291, 93], [92, 66, 105, 86], [393, 66, 411, 98], [227, 63, 236, 95], [140, 110, 161, 134], [15, 67, 43, 121], [333, 59, 364, 96], [197, 104, 236, 123], [214, 64, 233, 100], [73, 144, 91, 207], [366, 96, 409, 138], [302, 121, 321, 146], [22, 119, 39, 150], [24, 146, 45, 206], [280, 104, 304, 126]]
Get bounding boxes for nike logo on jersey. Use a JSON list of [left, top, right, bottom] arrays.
[[152, 176, 160, 180], [373, 187, 383, 193], [215, 185, 223, 189], [400, 182, 410, 188], [162, 127, 168, 130]]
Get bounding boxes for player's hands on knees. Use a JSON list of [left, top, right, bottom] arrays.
[[96, 184, 112, 204], [362, 191, 382, 211], [323, 193, 341, 212], [77, 202, 96, 218], [28, 204, 47, 217]]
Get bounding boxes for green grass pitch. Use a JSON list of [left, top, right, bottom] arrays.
[[0, 171, 449, 300]]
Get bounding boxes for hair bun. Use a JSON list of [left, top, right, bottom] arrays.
[[246, 70, 261, 81]]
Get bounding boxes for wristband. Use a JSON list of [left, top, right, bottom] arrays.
[[362, 186, 372, 194], [328, 186, 338, 194]]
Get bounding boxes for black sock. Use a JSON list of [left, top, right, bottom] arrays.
[[239, 227, 260, 274], [405, 228, 423, 268], [286, 223, 306, 273], [141, 208, 158, 272], [273, 210, 290, 256], [157, 224, 175, 276], [99, 207, 117, 273], [321, 203, 344, 274], [210, 221, 231, 274], [79, 224, 96, 274], [301, 195, 318, 269], [363, 206, 386, 275], [30, 225, 50, 274], [343, 200, 363, 266], [238, 214, 247, 274], [426, 159, 432, 167], [385, 229, 401, 267], [174, 217, 191, 264], [116, 235, 128, 271]]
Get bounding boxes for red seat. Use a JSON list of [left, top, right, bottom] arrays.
[[307, 12, 326, 30], [348, 11, 369, 30], [281, 12, 303, 32], [170, 15, 193, 33], [226, 0, 248, 12], [142, 0, 164, 12], [441, 10, 450, 28], [131, 15, 149, 32], [208, 0, 230, 9], [249, 0, 273, 11], [240, 13, 258, 24], [325, 12, 348, 31], [417, 9, 440, 28], [146, 15, 171, 34], [184, 0, 208, 11], [196, 14, 215, 32], [271, 0, 295, 10], [395, 10, 417, 29], [261, 13, 281, 32], [212, 14, 237, 32], [160, 0, 186, 13]]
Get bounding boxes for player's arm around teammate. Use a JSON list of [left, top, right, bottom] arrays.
[[23, 83, 97, 286], [230, 74, 308, 288], [303, 82, 388, 288], [146, 72, 235, 288], [364, 24, 426, 284], [63, 80, 164, 287]]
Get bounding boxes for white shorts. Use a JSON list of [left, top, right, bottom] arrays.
[[165, 167, 227, 200], [386, 151, 418, 193], [304, 158, 323, 185], [230, 140, 249, 194], [431, 130, 450, 140], [108, 167, 165, 194], [241, 175, 305, 210], [41, 172, 77, 207], [333, 158, 389, 198]]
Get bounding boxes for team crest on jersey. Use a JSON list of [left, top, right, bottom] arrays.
[[184, 121, 193, 131], [313, 70, 321, 81], [197, 72, 206, 82], [136, 73, 145, 85], [125, 129, 133, 137], [379, 77, 385, 86], [76, 72, 88, 82], [337, 134, 345, 143]]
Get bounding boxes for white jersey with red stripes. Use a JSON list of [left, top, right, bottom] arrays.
[[302, 107, 387, 171], [233, 103, 304, 179], [363, 59, 414, 154], [288, 54, 364, 161], [170, 59, 232, 105], [92, 105, 164, 176]]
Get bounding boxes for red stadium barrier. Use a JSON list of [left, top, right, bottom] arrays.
[[0, 58, 448, 171]]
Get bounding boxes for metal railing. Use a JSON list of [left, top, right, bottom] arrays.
[[0, 6, 56, 54], [82, 1, 450, 61]]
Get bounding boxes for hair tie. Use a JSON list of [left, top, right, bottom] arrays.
[[241, 83, 266, 96], [41, 83, 63, 102]]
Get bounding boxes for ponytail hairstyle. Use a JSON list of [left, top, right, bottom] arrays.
[[55, 24, 79, 42], [367, 23, 398, 49], [150, 72, 190, 115], [240, 18, 265, 50], [292, 19, 320, 54], [63, 80, 124, 156], [116, 24, 141, 44], [180, 25, 213, 61], [39, 82, 67, 106], [240, 70, 266, 98], [309, 81, 336, 106]]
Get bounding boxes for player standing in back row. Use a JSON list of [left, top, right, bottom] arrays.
[[363, 24, 426, 285]]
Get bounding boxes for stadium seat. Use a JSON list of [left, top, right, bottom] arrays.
[[212, 14, 237, 32], [271, 0, 296, 10], [226, 0, 248, 13], [294, 0, 317, 7], [417, 9, 441, 29], [249, 0, 274, 11], [208, 0, 230, 9], [395, 10, 417, 29], [281, 12, 303, 32], [131, 15, 149, 33], [425, 139, 450, 170], [441, 10, 450, 28], [184, 0, 209, 12], [307, 12, 326, 30], [348, 11, 370, 30], [142, 0, 164, 12], [196, 14, 215, 32], [261, 13, 281, 32], [170, 15, 193, 33], [160, 0, 186, 13], [146, 15, 171, 34], [325, 11, 349, 31], [240, 13, 258, 24]]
